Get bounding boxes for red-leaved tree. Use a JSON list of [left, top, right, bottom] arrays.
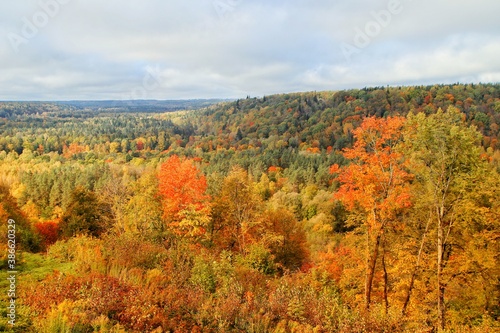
[[34, 220, 60, 250], [157, 155, 210, 241], [331, 116, 413, 311]]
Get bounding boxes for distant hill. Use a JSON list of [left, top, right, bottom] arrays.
[[186, 83, 500, 152], [55, 99, 229, 112], [0, 84, 498, 168], [0, 99, 228, 117]]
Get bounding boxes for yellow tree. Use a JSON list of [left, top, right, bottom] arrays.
[[124, 170, 163, 238], [402, 107, 486, 331], [210, 167, 261, 252], [262, 207, 310, 272]]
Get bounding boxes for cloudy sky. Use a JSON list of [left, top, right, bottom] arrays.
[[1, 0, 499, 100]]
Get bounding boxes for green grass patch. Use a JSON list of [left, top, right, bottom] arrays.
[[0, 252, 74, 332]]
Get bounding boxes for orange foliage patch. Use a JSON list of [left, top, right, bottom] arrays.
[[333, 116, 413, 224], [158, 155, 209, 218], [34, 220, 60, 248], [268, 166, 281, 173], [306, 147, 321, 154], [62, 143, 87, 158]]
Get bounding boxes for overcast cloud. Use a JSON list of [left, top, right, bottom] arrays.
[[1, 0, 499, 100]]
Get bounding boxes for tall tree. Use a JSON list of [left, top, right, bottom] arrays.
[[402, 107, 483, 331], [331, 116, 412, 310]]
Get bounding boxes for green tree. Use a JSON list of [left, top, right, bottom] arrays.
[[403, 107, 484, 331], [59, 186, 112, 238]]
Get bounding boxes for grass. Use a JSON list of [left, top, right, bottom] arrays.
[[0, 251, 74, 332]]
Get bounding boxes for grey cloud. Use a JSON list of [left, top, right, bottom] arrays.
[[0, 0, 498, 100]]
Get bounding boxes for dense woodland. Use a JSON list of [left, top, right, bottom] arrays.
[[0, 83, 499, 332]]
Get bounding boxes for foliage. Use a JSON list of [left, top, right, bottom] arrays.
[[262, 208, 310, 272], [1, 85, 500, 332], [0, 185, 41, 255], [402, 107, 496, 329], [34, 220, 60, 250], [157, 155, 211, 242], [331, 116, 413, 310], [59, 186, 113, 238]]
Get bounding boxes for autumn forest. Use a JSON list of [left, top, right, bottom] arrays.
[[1, 83, 499, 332]]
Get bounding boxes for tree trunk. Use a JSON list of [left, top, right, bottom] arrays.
[[365, 229, 383, 310], [382, 239, 389, 314], [437, 210, 445, 331], [402, 213, 431, 316]]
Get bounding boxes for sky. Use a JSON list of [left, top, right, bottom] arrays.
[[0, 0, 499, 101]]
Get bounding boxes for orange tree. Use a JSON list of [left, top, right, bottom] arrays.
[[330, 116, 413, 311], [157, 155, 210, 243]]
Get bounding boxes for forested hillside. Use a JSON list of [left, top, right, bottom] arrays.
[[0, 84, 499, 332]]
